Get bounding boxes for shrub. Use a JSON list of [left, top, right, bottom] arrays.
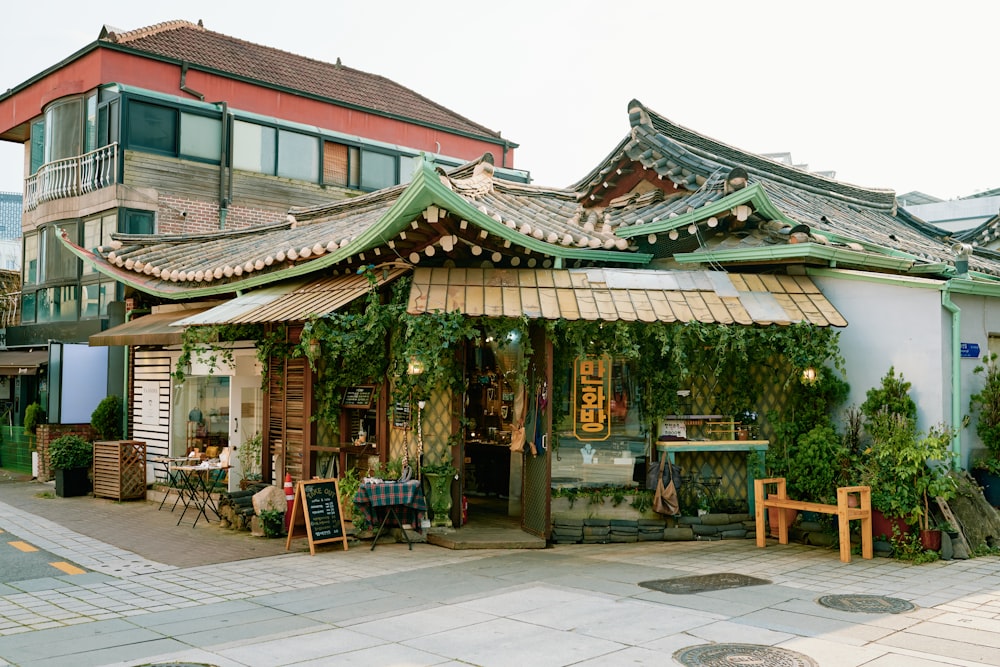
[[23, 402, 45, 434], [90, 395, 124, 440], [49, 435, 93, 470]]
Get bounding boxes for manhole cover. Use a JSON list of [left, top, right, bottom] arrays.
[[639, 573, 770, 594], [818, 594, 915, 614], [674, 643, 818, 666]]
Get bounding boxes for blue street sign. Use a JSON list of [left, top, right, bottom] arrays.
[[961, 343, 981, 359]]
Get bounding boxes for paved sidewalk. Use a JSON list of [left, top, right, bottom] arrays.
[[1, 478, 1000, 666]]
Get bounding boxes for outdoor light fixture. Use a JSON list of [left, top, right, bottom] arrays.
[[407, 357, 424, 375], [802, 366, 818, 384]]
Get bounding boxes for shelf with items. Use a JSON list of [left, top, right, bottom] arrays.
[[661, 414, 758, 442]]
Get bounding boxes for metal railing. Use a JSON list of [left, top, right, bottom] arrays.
[[23, 143, 118, 212]]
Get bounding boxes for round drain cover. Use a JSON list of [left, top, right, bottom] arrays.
[[674, 643, 818, 667], [640, 573, 770, 595], [818, 594, 915, 614]]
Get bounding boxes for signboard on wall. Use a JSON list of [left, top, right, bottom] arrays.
[[572, 354, 611, 441], [961, 343, 981, 359], [139, 381, 159, 424]]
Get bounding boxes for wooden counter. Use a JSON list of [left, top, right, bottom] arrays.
[[656, 440, 768, 512]]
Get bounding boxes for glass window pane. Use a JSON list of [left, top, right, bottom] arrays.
[[30, 120, 45, 174], [399, 155, 418, 184], [44, 98, 83, 162], [20, 291, 35, 323], [360, 151, 396, 190], [84, 93, 98, 153], [277, 129, 319, 181], [81, 282, 109, 319], [127, 101, 177, 154], [123, 210, 154, 235], [232, 120, 275, 174], [23, 234, 38, 285], [37, 285, 78, 323], [43, 223, 78, 281], [180, 113, 222, 161], [348, 146, 360, 188]]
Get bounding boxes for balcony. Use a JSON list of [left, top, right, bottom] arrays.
[[23, 144, 118, 212]]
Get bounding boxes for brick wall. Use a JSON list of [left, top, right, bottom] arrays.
[[156, 195, 288, 234], [36, 424, 95, 482]]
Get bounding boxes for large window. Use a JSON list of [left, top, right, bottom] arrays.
[[38, 285, 79, 323], [44, 98, 83, 163], [277, 129, 319, 181], [128, 101, 177, 155], [233, 120, 276, 173], [40, 223, 79, 282], [234, 121, 319, 182], [360, 150, 396, 190], [23, 233, 38, 286], [180, 113, 222, 161]]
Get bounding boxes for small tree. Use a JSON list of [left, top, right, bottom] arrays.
[[91, 395, 124, 440], [23, 402, 45, 434]]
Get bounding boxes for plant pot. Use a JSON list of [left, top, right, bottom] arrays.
[[423, 472, 454, 528], [971, 468, 1000, 507], [54, 467, 92, 498], [872, 508, 911, 540], [767, 507, 798, 538], [919, 528, 942, 552]]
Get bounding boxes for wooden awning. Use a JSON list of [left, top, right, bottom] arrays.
[[89, 305, 219, 347], [0, 350, 48, 375], [174, 265, 411, 325], [406, 267, 846, 326]]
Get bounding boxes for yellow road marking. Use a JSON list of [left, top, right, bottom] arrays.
[[9, 541, 38, 552], [50, 561, 85, 575]]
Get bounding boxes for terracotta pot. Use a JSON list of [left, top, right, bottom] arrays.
[[767, 507, 798, 538], [872, 508, 911, 540], [919, 529, 942, 552]]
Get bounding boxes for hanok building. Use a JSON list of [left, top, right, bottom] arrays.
[[67, 100, 1000, 540], [0, 19, 520, 436]]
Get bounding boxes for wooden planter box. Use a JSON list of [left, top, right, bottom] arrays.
[[93, 440, 147, 501]]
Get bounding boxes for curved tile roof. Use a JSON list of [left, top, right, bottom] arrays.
[[101, 20, 505, 141]]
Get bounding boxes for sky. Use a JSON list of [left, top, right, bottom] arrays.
[[1, 1, 997, 201]]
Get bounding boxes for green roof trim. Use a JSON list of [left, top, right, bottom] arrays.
[[616, 183, 793, 238], [675, 243, 915, 272]]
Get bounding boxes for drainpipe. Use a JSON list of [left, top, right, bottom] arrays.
[[179, 63, 205, 101], [941, 284, 961, 467], [215, 101, 230, 229]]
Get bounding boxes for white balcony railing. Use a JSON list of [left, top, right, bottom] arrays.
[[23, 143, 118, 212]]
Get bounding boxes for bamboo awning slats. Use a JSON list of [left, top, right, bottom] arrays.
[[406, 267, 847, 326]]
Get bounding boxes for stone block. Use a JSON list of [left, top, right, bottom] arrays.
[[663, 527, 695, 541]]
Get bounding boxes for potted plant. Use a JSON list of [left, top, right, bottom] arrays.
[[422, 460, 458, 528], [912, 426, 957, 551], [858, 367, 919, 536], [49, 434, 94, 497], [969, 353, 1000, 505], [90, 395, 124, 441]]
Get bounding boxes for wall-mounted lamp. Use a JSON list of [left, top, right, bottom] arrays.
[[407, 357, 425, 375], [802, 367, 818, 384], [307, 339, 321, 358]]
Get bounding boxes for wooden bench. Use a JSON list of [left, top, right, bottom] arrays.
[[754, 477, 873, 563]]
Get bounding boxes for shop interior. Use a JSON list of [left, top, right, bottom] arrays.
[[462, 330, 522, 525]]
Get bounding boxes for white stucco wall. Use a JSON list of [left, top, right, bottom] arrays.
[[813, 270, 1000, 468], [813, 273, 946, 436]]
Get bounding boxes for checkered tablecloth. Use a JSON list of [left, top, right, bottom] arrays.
[[354, 480, 427, 528]]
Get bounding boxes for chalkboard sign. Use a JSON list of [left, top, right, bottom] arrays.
[[393, 400, 411, 428], [285, 478, 348, 555], [342, 385, 376, 409]]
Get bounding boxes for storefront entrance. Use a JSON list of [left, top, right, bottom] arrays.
[[170, 349, 262, 491], [460, 326, 550, 538]]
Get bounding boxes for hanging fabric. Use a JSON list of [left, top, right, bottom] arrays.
[[532, 380, 548, 456]]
